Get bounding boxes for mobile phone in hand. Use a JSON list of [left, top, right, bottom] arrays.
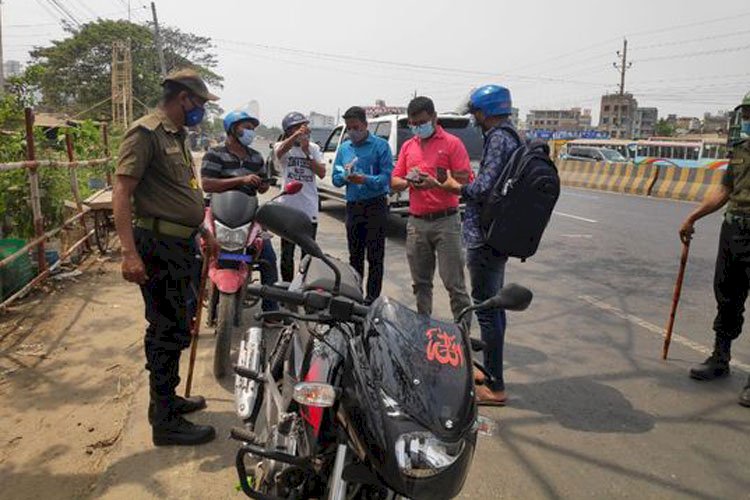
[[436, 167, 447, 183]]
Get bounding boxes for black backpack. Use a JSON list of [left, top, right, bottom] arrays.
[[479, 127, 560, 261]]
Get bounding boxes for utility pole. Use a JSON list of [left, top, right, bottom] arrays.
[[0, 1, 5, 94], [151, 2, 166, 78], [613, 38, 632, 96]]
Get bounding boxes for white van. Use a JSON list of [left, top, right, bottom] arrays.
[[318, 114, 483, 215]]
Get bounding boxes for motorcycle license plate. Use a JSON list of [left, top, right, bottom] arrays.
[[219, 252, 254, 263]]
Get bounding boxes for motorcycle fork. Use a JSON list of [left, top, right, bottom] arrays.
[[327, 444, 348, 500]]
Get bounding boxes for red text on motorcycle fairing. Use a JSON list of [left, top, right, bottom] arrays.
[[425, 328, 464, 367]]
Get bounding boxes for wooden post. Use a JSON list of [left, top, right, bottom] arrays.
[[102, 122, 112, 187], [65, 132, 90, 252], [25, 107, 46, 273]]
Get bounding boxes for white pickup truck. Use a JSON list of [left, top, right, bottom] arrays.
[[317, 113, 483, 215]]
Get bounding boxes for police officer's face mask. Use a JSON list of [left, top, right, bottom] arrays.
[[182, 95, 206, 127]]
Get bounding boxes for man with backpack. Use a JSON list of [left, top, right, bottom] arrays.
[[442, 85, 523, 406]]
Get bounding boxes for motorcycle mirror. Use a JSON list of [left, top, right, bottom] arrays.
[[255, 203, 324, 259], [284, 180, 303, 195], [477, 284, 533, 312]]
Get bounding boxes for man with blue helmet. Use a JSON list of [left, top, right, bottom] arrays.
[[441, 84, 522, 406], [201, 111, 280, 316]]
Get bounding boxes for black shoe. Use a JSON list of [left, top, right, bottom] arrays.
[[689, 354, 730, 380], [152, 415, 216, 446], [689, 337, 731, 381], [173, 395, 207, 415], [739, 381, 750, 408]]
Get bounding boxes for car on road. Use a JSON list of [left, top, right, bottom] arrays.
[[318, 113, 484, 215], [561, 145, 628, 163]]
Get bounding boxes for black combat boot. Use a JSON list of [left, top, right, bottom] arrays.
[[689, 337, 731, 381], [148, 395, 207, 424], [739, 377, 750, 408], [172, 395, 207, 415], [150, 396, 216, 446]]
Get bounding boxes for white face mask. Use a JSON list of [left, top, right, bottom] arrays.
[[348, 129, 368, 143], [238, 128, 256, 146]]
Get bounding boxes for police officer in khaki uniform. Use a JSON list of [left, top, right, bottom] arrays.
[[113, 69, 221, 445], [680, 91, 750, 408]]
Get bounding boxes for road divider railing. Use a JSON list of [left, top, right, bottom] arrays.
[[649, 165, 725, 202], [557, 160, 658, 196]]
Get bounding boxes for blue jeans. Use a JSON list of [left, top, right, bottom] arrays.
[[258, 241, 279, 312], [466, 245, 508, 392]]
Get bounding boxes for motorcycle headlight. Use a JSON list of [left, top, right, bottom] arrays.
[[214, 221, 251, 252], [394, 431, 465, 478]]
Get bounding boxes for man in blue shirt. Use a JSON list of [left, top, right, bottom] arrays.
[[332, 106, 394, 304]]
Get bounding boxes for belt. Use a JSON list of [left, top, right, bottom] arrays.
[[411, 208, 458, 221], [347, 195, 387, 207], [135, 217, 198, 239]]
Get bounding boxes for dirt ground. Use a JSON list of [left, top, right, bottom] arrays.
[[0, 247, 145, 500]]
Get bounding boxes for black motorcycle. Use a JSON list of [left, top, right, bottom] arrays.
[[230, 202, 532, 500]]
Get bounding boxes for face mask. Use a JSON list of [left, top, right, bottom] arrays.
[[183, 103, 205, 127], [349, 129, 367, 143], [238, 128, 256, 146], [410, 122, 435, 139], [741, 120, 750, 138]]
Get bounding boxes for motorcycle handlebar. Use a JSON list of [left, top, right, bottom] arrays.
[[246, 285, 370, 320], [246, 284, 306, 307]]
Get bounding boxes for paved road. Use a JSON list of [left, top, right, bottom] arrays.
[[89, 186, 750, 500]]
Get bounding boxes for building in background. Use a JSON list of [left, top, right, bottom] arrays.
[[666, 114, 701, 135], [526, 108, 592, 132], [363, 100, 407, 118], [3, 60, 22, 78], [702, 111, 729, 135], [510, 107, 520, 127], [598, 93, 637, 139], [309, 111, 336, 128], [634, 107, 658, 138]]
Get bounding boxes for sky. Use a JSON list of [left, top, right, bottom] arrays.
[[3, 0, 750, 127]]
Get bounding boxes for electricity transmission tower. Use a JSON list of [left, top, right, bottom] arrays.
[[111, 40, 133, 128]]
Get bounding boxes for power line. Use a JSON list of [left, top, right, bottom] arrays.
[[214, 38, 608, 88], [45, 0, 82, 26], [636, 44, 750, 63]]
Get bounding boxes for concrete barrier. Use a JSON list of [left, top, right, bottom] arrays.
[[558, 160, 658, 196], [650, 165, 725, 202]]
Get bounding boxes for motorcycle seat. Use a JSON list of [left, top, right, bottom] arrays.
[[300, 255, 364, 303]]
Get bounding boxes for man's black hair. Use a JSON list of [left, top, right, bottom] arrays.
[[407, 96, 435, 117], [161, 81, 191, 103], [342, 106, 367, 122]]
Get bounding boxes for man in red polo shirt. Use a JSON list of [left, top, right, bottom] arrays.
[[392, 96, 473, 325]]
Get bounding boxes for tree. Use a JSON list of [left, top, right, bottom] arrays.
[[22, 19, 222, 121], [654, 119, 675, 137]]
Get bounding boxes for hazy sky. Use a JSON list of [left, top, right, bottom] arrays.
[[4, 0, 750, 126]]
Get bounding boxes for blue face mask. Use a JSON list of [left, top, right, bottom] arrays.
[[741, 120, 750, 137], [238, 128, 256, 146], [183, 102, 205, 127], [410, 122, 435, 139]]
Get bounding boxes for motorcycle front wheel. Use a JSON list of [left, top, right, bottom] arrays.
[[214, 291, 237, 378]]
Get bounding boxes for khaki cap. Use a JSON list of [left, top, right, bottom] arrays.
[[162, 68, 219, 101]]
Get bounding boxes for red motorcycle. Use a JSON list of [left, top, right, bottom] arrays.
[[205, 179, 302, 378]]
